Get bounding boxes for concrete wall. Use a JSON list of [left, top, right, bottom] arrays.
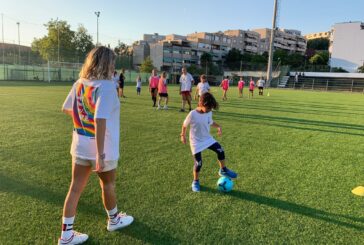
[[330, 22, 364, 72]]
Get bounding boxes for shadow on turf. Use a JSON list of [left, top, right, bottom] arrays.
[[215, 111, 364, 137], [224, 101, 364, 118], [202, 186, 364, 231], [0, 173, 180, 244]]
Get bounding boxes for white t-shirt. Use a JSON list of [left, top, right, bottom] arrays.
[[136, 79, 142, 88], [112, 74, 119, 89], [62, 78, 120, 161], [197, 82, 210, 96], [257, 79, 265, 87], [183, 110, 216, 154], [179, 73, 194, 92]]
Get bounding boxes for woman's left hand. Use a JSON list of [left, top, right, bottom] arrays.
[[94, 156, 105, 173]]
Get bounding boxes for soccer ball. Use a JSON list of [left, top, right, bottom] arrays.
[[217, 177, 234, 192]]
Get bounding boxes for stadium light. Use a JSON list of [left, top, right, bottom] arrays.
[[1, 13, 4, 75], [17, 22, 20, 64], [266, 0, 279, 86], [56, 18, 60, 62], [95, 11, 100, 46]]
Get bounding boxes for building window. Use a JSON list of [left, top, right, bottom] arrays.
[[215, 36, 220, 41], [227, 39, 231, 44]]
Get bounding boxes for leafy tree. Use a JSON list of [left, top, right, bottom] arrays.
[[309, 53, 325, 65], [251, 54, 267, 64], [32, 19, 93, 62], [114, 41, 132, 56], [188, 64, 203, 76], [200, 52, 212, 67], [287, 53, 304, 68], [225, 48, 242, 70], [273, 49, 289, 64], [358, 65, 364, 73], [74, 24, 94, 61], [140, 56, 154, 73], [331, 67, 348, 73], [307, 38, 329, 50], [309, 51, 329, 66]]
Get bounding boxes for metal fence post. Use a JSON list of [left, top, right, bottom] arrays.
[[312, 79, 314, 90], [326, 80, 328, 91], [351, 79, 354, 92]]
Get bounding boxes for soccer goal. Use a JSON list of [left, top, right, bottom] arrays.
[[47, 61, 83, 83]]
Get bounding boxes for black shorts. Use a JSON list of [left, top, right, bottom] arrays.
[[249, 89, 254, 92], [151, 88, 157, 93], [119, 83, 124, 89], [258, 86, 263, 89], [159, 93, 168, 97]]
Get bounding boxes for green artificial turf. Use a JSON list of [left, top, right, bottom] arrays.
[[0, 81, 363, 244]]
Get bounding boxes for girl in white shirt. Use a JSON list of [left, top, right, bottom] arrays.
[[59, 46, 133, 244], [136, 75, 142, 95], [194, 74, 210, 100], [180, 92, 237, 192]]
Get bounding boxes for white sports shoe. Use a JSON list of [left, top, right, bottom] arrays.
[[58, 231, 88, 244], [157, 105, 161, 110], [163, 105, 168, 110], [107, 212, 134, 232]]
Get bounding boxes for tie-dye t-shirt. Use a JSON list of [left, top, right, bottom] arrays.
[[62, 78, 120, 160]]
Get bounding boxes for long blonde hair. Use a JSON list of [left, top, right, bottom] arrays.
[[79, 46, 116, 80]]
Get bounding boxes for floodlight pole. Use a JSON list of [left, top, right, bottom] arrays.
[[56, 18, 60, 62], [17, 22, 20, 64], [95, 11, 100, 46], [1, 13, 4, 78], [266, 0, 278, 87]]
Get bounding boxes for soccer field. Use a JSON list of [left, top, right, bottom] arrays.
[[0, 81, 363, 244]]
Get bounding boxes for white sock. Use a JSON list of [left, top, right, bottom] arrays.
[[61, 216, 75, 240], [107, 206, 118, 222]]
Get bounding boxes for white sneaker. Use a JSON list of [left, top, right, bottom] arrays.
[[107, 212, 134, 232], [58, 231, 88, 244], [163, 105, 168, 110], [157, 105, 161, 110]]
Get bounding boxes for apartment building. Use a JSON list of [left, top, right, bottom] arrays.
[[143, 33, 166, 43], [304, 31, 331, 40], [132, 40, 150, 67], [149, 39, 199, 72], [329, 21, 364, 72], [253, 28, 306, 54], [223, 29, 260, 54]]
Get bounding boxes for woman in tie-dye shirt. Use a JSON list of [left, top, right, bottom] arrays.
[[59, 46, 133, 245]]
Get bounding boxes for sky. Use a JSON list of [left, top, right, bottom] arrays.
[[1, 0, 364, 47]]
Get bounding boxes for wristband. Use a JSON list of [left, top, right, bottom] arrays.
[[98, 153, 106, 160]]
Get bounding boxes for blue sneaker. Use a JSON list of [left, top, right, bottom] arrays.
[[191, 180, 200, 192], [219, 168, 238, 179]]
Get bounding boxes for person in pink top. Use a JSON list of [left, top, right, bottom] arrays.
[[238, 77, 245, 98], [249, 77, 255, 98], [157, 71, 169, 110], [220, 76, 230, 101], [149, 69, 159, 107]]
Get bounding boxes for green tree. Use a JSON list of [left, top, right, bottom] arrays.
[[32, 19, 93, 62], [225, 48, 242, 70], [140, 56, 154, 73], [309, 53, 325, 65], [74, 24, 94, 62], [358, 65, 364, 73], [307, 38, 330, 50], [331, 67, 348, 73], [287, 53, 304, 68]]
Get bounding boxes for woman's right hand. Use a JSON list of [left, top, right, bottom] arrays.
[[180, 135, 186, 144]]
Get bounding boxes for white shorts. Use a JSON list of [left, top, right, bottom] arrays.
[[72, 156, 118, 172]]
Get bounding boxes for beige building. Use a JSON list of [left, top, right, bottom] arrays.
[[253, 28, 306, 54], [150, 39, 199, 72], [223, 29, 260, 54], [304, 31, 331, 40]]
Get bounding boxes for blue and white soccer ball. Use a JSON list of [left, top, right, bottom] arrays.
[[217, 177, 234, 192]]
